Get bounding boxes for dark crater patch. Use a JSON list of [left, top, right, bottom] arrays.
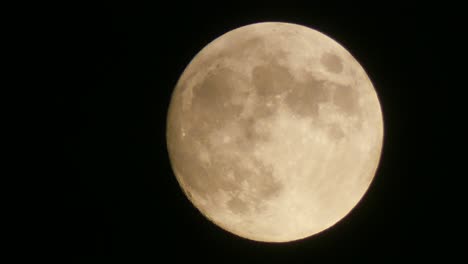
[[227, 196, 249, 214], [327, 123, 346, 140], [190, 67, 248, 132], [284, 76, 329, 117], [332, 84, 359, 115], [256, 174, 283, 200], [241, 116, 271, 143], [219, 37, 265, 61], [252, 62, 293, 97], [253, 100, 278, 119], [321, 52, 343, 73]]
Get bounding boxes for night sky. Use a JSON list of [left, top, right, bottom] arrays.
[[60, 4, 458, 262]]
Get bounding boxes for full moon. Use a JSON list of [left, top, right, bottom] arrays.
[[166, 22, 383, 242]]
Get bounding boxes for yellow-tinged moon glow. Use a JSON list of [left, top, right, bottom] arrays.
[[166, 22, 383, 242]]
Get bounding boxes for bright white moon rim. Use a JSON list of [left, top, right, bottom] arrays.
[[167, 22, 383, 242]]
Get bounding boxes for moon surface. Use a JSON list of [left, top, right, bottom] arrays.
[[166, 22, 383, 242]]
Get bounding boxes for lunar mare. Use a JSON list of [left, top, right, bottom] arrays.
[[166, 22, 383, 242]]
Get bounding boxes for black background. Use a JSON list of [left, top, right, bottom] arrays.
[[58, 3, 459, 263]]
